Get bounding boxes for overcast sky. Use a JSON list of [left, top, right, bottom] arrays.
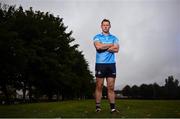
[[1, 0, 180, 89]]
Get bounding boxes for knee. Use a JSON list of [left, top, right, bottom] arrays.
[[96, 84, 103, 91], [107, 85, 114, 92]]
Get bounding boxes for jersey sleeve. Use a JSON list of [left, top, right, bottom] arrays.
[[93, 35, 100, 42], [113, 36, 119, 45]]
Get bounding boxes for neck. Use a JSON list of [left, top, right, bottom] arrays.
[[102, 32, 110, 36]]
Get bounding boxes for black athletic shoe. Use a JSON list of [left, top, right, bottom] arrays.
[[110, 109, 119, 113], [96, 108, 101, 112]]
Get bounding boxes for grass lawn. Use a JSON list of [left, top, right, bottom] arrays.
[[0, 99, 180, 118]]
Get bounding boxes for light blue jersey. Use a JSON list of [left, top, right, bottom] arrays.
[[93, 33, 119, 64]]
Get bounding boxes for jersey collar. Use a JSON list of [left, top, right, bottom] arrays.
[[101, 32, 111, 36]]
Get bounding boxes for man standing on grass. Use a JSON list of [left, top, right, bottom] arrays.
[[93, 19, 119, 113]]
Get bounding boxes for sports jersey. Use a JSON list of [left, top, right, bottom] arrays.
[[93, 33, 119, 64]]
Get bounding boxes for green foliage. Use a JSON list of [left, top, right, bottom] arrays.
[[0, 4, 94, 103], [122, 75, 180, 99]]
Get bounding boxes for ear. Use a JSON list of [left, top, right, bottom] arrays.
[[101, 24, 103, 28]]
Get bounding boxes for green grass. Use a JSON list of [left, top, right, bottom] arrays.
[[0, 99, 180, 118]]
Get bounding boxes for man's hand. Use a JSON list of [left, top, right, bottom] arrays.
[[107, 44, 119, 53], [94, 42, 113, 51], [94, 42, 119, 53]]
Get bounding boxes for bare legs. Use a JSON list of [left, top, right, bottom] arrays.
[[95, 77, 104, 104], [106, 77, 115, 104], [95, 77, 116, 111]]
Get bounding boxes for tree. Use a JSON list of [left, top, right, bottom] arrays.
[[152, 83, 161, 99], [122, 85, 131, 97], [120, 76, 180, 99], [164, 75, 179, 99], [0, 4, 94, 103], [131, 85, 140, 98]]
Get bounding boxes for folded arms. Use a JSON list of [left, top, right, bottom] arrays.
[[94, 42, 119, 53]]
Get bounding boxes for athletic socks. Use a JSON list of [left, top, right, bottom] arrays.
[[95, 102, 101, 112], [96, 103, 116, 112], [96, 102, 101, 109], [110, 103, 115, 110], [96, 103, 115, 109]]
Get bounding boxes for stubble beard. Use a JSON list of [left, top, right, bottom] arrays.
[[103, 30, 109, 34]]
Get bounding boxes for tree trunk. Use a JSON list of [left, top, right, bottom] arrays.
[[57, 89, 60, 101], [2, 85, 10, 104], [28, 84, 32, 102], [23, 82, 27, 102]]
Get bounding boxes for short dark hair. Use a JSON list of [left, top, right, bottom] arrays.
[[101, 19, 111, 25]]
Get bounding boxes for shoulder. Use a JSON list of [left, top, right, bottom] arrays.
[[94, 34, 102, 38], [93, 34, 102, 40], [110, 34, 119, 41], [109, 34, 117, 39]]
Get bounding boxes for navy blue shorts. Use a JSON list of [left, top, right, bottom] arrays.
[[95, 63, 116, 78]]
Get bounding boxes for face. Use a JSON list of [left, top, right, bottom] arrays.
[[101, 21, 111, 34]]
